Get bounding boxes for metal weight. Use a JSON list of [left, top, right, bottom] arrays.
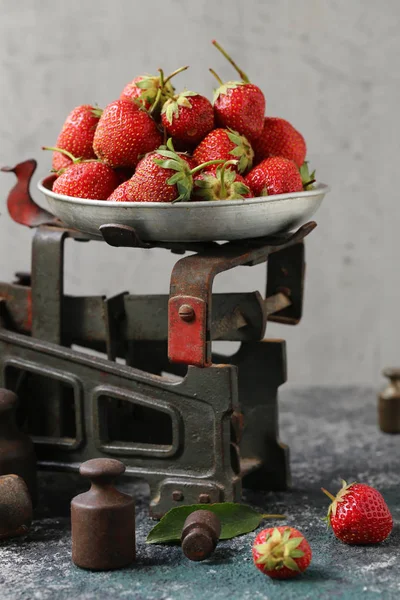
[[71, 459, 135, 570], [0, 474, 32, 539], [181, 510, 221, 561], [379, 368, 400, 433]]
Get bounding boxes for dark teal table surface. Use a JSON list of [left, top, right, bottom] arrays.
[[0, 386, 398, 599]]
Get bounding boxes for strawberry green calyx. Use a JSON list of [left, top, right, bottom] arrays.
[[212, 80, 246, 103], [227, 129, 254, 173], [153, 139, 227, 202], [194, 160, 250, 201], [209, 69, 245, 103], [162, 91, 199, 125], [133, 66, 188, 113], [254, 528, 305, 572], [134, 73, 173, 99], [212, 40, 250, 83], [300, 162, 316, 190], [91, 107, 103, 118], [322, 479, 356, 525]]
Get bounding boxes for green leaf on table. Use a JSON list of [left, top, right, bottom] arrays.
[[146, 502, 285, 544]]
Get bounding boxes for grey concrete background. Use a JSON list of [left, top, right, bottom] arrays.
[[1, 0, 399, 385]]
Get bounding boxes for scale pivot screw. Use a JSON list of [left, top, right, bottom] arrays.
[[199, 493, 211, 503], [172, 490, 184, 501], [178, 304, 195, 322]]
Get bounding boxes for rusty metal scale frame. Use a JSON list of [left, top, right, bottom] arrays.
[[0, 160, 315, 517]]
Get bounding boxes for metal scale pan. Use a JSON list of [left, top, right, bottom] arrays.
[[38, 175, 329, 242]]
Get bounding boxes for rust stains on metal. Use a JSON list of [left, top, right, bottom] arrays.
[[168, 223, 313, 366]]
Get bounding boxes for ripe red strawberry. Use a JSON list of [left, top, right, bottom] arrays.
[[253, 527, 312, 579], [120, 76, 174, 111], [161, 92, 214, 145], [211, 40, 265, 143], [119, 66, 187, 115], [52, 161, 120, 200], [193, 161, 253, 201], [107, 151, 198, 203], [123, 139, 226, 203], [93, 100, 162, 169], [107, 180, 134, 202], [322, 480, 393, 545], [245, 157, 303, 197], [51, 105, 102, 172], [252, 117, 307, 167], [193, 128, 254, 174]]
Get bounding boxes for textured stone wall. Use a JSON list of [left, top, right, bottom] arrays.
[[1, 0, 399, 385]]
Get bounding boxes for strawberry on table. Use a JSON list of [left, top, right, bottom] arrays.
[[161, 91, 214, 146], [51, 105, 102, 172], [245, 156, 303, 197], [193, 128, 254, 174], [252, 117, 307, 168], [252, 527, 312, 579], [322, 479, 393, 544], [210, 40, 265, 143], [93, 99, 163, 169]]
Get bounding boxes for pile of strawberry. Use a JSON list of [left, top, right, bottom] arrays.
[[45, 41, 316, 203]]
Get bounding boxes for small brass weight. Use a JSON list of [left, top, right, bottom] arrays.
[[378, 368, 400, 433]]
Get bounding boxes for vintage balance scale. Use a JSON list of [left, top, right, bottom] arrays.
[[0, 159, 328, 517]]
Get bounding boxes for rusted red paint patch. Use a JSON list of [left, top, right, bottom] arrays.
[[168, 296, 207, 367]]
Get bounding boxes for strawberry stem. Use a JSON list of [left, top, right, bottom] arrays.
[[212, 39, 250, 83], [261, 514, 286, 519], [209, 68, 224, 86], [150, 87, 162, 115], [158, 68, 165, 89], [163, 65, 189, 86], [219, 159, 238, 198], [42, 146, 78, 162], [303, 178, 316, 188], [321, 487, 336, 502], [220, 166, 227, 198], [190, 159, 231, 175]]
